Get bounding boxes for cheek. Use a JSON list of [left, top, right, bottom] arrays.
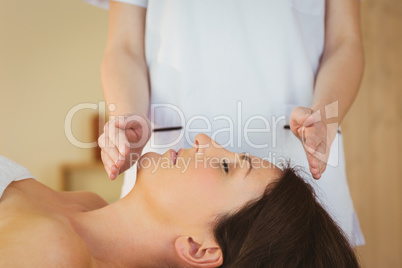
[[136, 161, 246, 225], [181, 168, 252, 222], [168, 168, 223, 204], [159, 169, 229, 223]]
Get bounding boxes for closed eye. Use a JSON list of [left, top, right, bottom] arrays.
[[222, 159, 229, 174]]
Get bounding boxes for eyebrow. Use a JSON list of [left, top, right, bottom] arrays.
[[240, 153, 252, 178]]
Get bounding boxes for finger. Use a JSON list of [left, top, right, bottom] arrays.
[[118, 130, 131, 158], [290, 107, 312, 136], [300, 132, 319, 168], [318, 160, 327, 176], [304, 149, 322, 180], [313, 173, 321, 180], [104, 164, 111, 178], [104, 163, 118, 180], [290, 107, 312, 124], [106, 125, 128, 161], [308, 160, 321, 180], [102, 152, 124, 176], [308, 142, 328, 163], [297, 127, 302, 137], [308, 152, 318, 167], [104, 152, 121, 180], [315, 140, 328, 158], [303, 135, 320, 155], [101, 140, 125, 169], [97, 133, 106, 149], [122, 116, 151, 148], [300, 122, 317, 143], [310, 166, 319, 176], [310, 168, 320, 178], [307, 150, 328, 180], [102, 121, 129, 163], [114, 119, 140, 155], [303, 115, 315, 127], [110, 169, 117, 180], [114, 114, 151, 152], [101, 150, 118, 172], [312, 160, 325, 180], [315, 148, 328, 175], [101, 151, 117, 177], [116, 114, 143, 130], [115, 115, 128, 129], [107, 128, 130, 161]]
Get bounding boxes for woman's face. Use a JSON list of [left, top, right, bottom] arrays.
[[134, 133, 283, 231]]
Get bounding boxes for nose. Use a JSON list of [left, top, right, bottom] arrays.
[[193, 133, 210, 154], [193, 133, 225, 155]]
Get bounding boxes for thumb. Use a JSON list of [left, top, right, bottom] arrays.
[[114, 115, 130, 130], [116, 114, 151, 147], [303, 115, 315, 127], [303, 108, 323, 127], [115, 114, 146, 130], [290, 107, 312, 125], [290, 107, 313, 137]]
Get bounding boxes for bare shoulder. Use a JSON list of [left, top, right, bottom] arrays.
[[60, 190, 109, 211], [0, 215, 95, 268], [2, 179, 108, 212]]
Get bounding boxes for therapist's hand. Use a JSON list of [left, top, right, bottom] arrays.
[[290, 107, 337, 180], [98, 114, 151, 180]]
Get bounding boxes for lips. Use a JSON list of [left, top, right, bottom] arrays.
[[169, 149, 177, 165]]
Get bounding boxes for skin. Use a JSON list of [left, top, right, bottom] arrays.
[[99, 2, 150, 180], [290, 0, 364, 179], [99, 0, 364, 181], [0, 134, 282, 267], [0, 179, 106, 267]]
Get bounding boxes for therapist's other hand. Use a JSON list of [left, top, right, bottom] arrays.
[[290, 107, 336, 180], [98, 114, 151, 180]]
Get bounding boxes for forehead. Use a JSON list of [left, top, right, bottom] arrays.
[[249, 155, 280, 169], [247, 156, 283, 185]]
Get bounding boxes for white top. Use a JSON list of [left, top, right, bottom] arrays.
[[0, 156, 35, 200], [84, 0, 325, 142], [83, 0, 365, 246]]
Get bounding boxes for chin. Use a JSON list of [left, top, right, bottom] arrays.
[[136, 151, 161, 173]]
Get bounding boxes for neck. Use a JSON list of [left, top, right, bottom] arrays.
[[69, 189, 175, 267]]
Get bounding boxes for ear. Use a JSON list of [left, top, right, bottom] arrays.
[[174, 236, 223, 267]]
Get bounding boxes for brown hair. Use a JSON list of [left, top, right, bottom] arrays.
[[213, 166, 360, 268]]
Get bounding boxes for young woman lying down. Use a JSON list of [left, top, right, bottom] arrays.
[[0, 134, 359, 267]]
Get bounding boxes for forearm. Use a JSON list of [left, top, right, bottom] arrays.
[[101, 48, 150, 118], [312, 39, 364, 125]]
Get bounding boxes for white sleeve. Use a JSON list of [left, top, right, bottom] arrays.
[[0, 156, 35, 199], [82, 0, 148, 10]]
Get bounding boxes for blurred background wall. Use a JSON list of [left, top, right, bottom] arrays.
[[0, 0, 400, 266], [342, 0, 402, 266]]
